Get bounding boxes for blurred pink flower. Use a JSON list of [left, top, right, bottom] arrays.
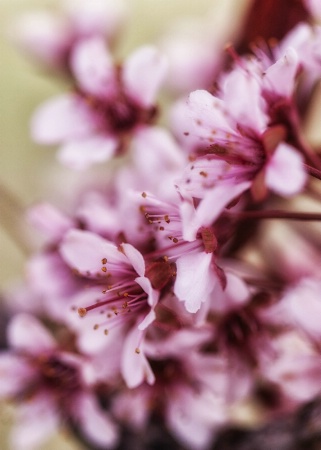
[[31, 38, 168, 169], [0, 314, 118, 450]]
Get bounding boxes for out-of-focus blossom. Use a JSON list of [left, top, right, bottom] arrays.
[[31, 38, 168, 169], [12, 0, 126, 72], [0, 314, 118, 450]]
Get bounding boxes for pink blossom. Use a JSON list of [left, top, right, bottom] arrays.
[[0, 314, 118, 449], [305, 0, 321, 20], [115, 327, 251, 450], [31, 38, 168, 169], [279, 278, 321, 342], [260, 330, 321, 407], [13, 0, 126, 71], [140, 181, 249, 313], [59, 229, 159, 350], [181, 73, 307, 200]]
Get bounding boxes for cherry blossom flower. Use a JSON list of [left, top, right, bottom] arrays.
[[180, 58, 307, 201], [58, 229, 160, 352], [139, 181, 249, 313], [0, 314, 118, 450], [31, 38, 168, 169], [114, 327, 251, 450], [259, 330, 321, 408], [13, 0, 126, 72]]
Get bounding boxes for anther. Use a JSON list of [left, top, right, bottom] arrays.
[[78, 307, 87, 317]]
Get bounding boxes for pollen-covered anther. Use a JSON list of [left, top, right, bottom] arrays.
[[104, 329, 109, 335], [200, 227, 217, 254], [93, 324, 99, 330], [199, 171, 208, 177], [101, 258, 107, 265], [101, 266, 107, 273], [164, 215, 170, 223], [142, 192, 147, 198], [78, 307, 87, 317], [135, 347, 141, 354]]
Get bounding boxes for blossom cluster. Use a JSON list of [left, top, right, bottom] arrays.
[[1, 1, 321, 449]]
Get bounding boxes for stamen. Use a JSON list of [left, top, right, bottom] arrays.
[[78, 308, 87, 317]]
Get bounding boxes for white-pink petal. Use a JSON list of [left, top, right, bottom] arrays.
[[305, 0, 321, 20], [71, 37, 116, 98], [11, 395, 59, 450], [181, 182, 250, 241], [27, 202, 73, 241], [266, 143, 307, 196], [121, 325, 155, 388], [166, 387, 226, 450], [263, 47, 299, 98], [121, 243, 145, 276], [13, 12, 70, 69], [123, 45, 168, 107], [283, 278, 321, 340], [75, 393, 119, 448], [174, 252, 217, 313], [187, 90, 236, 140], [222, 69, 268, 133], [0, 354, 36, 398], [57, 134, 117, 170], [60, 229, 127, 276], [31, 94, 96, 144], [135, 276, 158, 330], [65, 0, 127, 39], [8, 314, 56, 353]]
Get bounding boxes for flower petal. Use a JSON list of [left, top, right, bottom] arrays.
[[70, 37, 116, 98], [11, 394, 58, 450], [123, 46, 168, 107], [58, 135, 117, 170], [121, 325, 155, 388], [27, 202, 73, 242], [8, 314, 56, 353], [0, 354, 36, 398], [121, 243, 145, 276], [60, 229, 127, 277], [263, 47, 299, 99], [174, 252, 217, 313], [266, 143, 307, 196], [31, 94, 96, 144], [187, 89, 236, 142], [74, 393, 119, 448], [181, 182, 250, 241]]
